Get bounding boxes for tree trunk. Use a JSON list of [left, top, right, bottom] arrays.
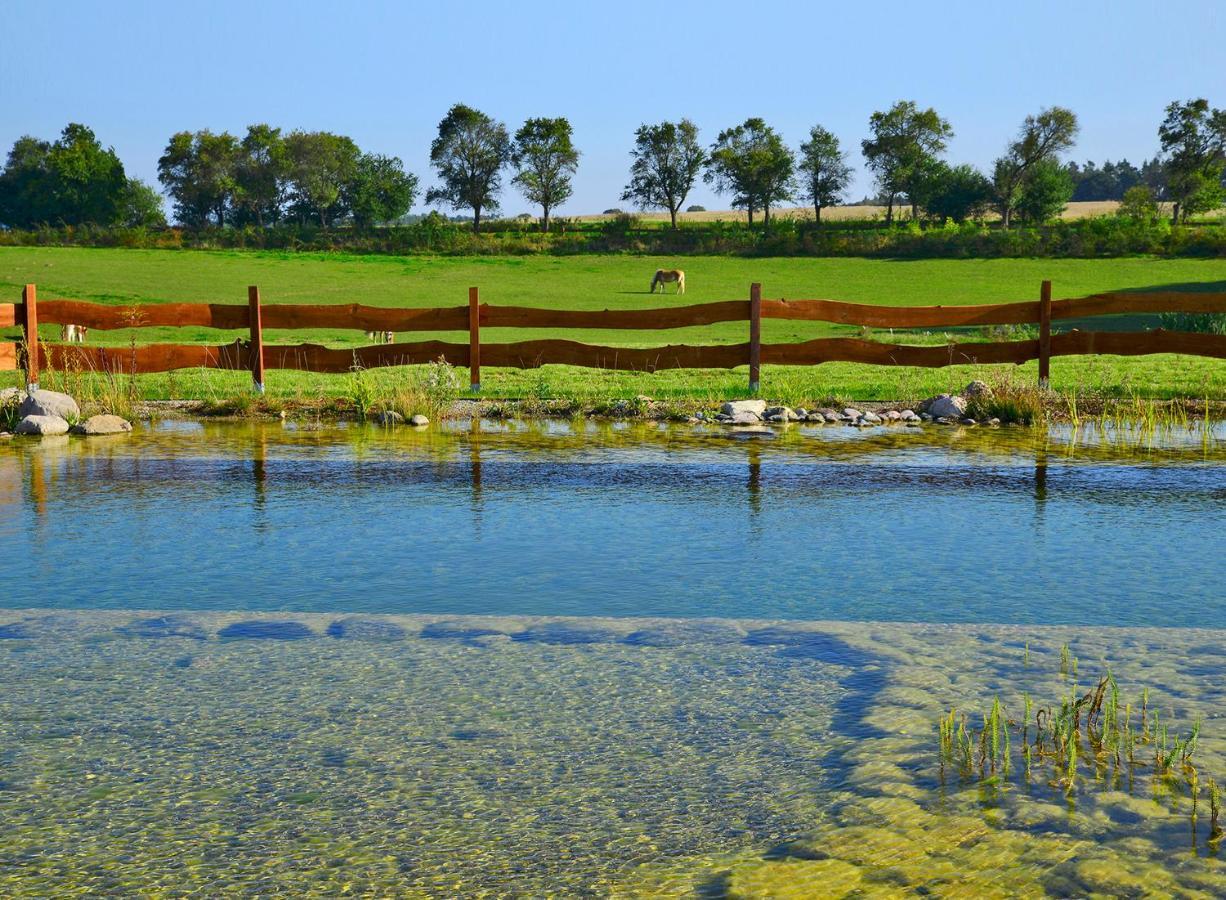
[[885, 194, 894, 226], [669, 205, 678, 229], [1002, 206, 1012, 229], [1171, 201, 1181, 226], [764, 204, 771, 227], [814, 204, 821, 224], [473, 205, 482, 233], [541, 205, 550, 233], [910, 201, 918, 221], [746, 207, 754, 227]]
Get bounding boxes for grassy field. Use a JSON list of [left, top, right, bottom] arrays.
[[1, 246, 1224, 406]]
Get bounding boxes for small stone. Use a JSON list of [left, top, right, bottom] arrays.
[[721, 399, 767, 416], [860, 411, 882, 424], [15, 414, 69, 435], [764, 405, 801, 421], [822, 413, 840, 423], [884, 410, 901, 421], [218, 620, 314, 640], [794, 408, 808, 418], [694, 411, 706, 420], [959, 417, 978, 426], [714, 413, 733, 423], [919, 412, 933, 422], [962, 379, 992, 398], [934, 416, 954, 425], [373, 410, 404, 426], [408, 414, 429, 426], [70, 414, 132, 435], [842, 407, 862, 419], [815, 407, 839, 419], [19, 389, 79, 421], [926, 394, 967, 419], [987, 417, 1001, 426], [766, 414, 787, 423], [899, 409, 919, 421]]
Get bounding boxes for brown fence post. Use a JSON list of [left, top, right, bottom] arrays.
[[469, 286, 481, 392], [1038, 280, 1052, 389], [248, 285, 265, 394], [749, 282, 762, 394], [20, 284, 39, 390]]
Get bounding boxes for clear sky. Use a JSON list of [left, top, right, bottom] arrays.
[[2, 0, 1222, 216]]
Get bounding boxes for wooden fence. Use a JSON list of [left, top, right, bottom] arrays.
[[3, 281, 1226, 394]]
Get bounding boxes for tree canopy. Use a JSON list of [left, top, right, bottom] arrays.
[[797, 125, 852, 223], [0, 124, 128, 227], [425, 104, 511, 233], [991, 107, 1079, 228], [621, 119, 706, 229], [861, 101, 953, 224], [511, 117, 579, 232], [704, 118, 795, 226], [1158, 98, 1226, 223]]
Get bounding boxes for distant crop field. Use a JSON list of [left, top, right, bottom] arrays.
[[574, 200, 1140, 224], [2, 246, 1224, 401]]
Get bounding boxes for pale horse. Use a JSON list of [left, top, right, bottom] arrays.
[[649, 269, 685, 294], [365, 331, 395, 344], [61, 324, 89, 343]]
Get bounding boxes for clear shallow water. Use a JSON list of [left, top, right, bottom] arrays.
[[1, 611, 1225, 897], [2, 422, 1226, 895], [1, 419, 1223, 625]]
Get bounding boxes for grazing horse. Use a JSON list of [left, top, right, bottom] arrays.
[[365, 330, 395, 344], [61, 324, 88, 343], [650, 269, 685, 294]]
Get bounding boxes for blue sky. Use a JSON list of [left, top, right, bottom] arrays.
[[2, 0, 1222, 216]]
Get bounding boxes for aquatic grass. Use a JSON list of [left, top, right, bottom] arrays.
[[936, 655, 1214, 844]]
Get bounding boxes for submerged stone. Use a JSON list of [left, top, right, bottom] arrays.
[[116, 614, 208, 640], [723, 858, 862, 899], [419, 620, 508, 641], [512, 621, 626, 644], [70, 414, 133, 435], [326, 617, 408, 641], [622, 620, 747, 647], [217, 620, 314, 640]]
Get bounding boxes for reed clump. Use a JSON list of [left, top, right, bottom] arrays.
[[938, 655, 1208, 811]]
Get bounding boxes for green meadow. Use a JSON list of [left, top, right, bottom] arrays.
[[2, 246, 1224, 403]]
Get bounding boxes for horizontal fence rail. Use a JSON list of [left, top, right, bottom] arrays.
[[3, 282, 1225, 393]]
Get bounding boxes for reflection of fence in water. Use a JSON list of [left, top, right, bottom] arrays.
[[4, 281, 1226, 393]]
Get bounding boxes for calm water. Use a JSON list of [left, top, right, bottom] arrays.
[[1, 419, 1223, 625], [1, 420, 1225, 896]]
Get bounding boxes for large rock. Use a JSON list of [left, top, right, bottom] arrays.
[[70, 414, 132, 435], [927, 394, 967, 419], [19, 389, 79, 421], [721, 399, 766, 416], [15, 414, 69, 435]]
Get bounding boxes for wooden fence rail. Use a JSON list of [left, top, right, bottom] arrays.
[[3, 282, 1225, 394]]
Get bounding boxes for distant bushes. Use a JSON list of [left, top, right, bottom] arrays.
[[1, 215, 1223, 259]]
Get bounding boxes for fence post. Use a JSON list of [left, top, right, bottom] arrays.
[[469, 286, 481, 392], [20, 284, 38, 391], [1038, 280, 1052, 389], [748, 282, 762, 394], [248, 285, 265, 394]]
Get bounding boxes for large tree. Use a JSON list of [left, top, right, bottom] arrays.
[[991, 107, 1079, 228], [282, 131, 361, 227], [0, 124, 127, 227], [621, 119, 706, 229], [157, 130, 241, 228], [425, 104, 511, 233], [234, 124, 286, 227], [511, 117, 579, 232], [704, 117, 794, 226], [345, 154, 417, 227], [797, 125, 852, 223], [861, 101, 953, 224], [1158, 98, 1226, 224]]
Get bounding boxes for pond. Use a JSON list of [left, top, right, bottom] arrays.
[[1, 420, 1224, 896]]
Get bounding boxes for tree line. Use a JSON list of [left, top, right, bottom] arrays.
[[0, 99, 1222, 233]]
